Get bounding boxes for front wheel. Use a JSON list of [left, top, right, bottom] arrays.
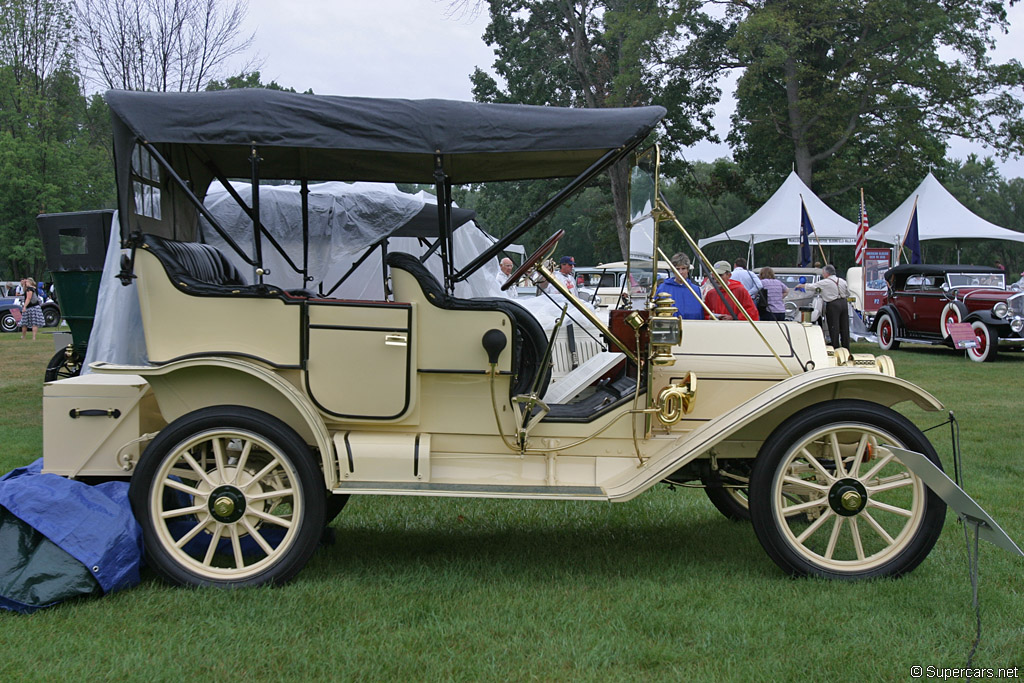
[[0, 312, 16, 333], [43, 306, 61, 327], [749, 400, 945, 580], [966, 321, 998, 362], [129, 406, 326, 587]]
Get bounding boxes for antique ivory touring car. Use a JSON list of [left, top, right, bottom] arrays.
[[41, 89, 978, 587]]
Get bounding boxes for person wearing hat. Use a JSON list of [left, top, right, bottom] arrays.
[[655, 253, 703, 320], [552, 256, 578, 299], [703, 260, 759, 321]]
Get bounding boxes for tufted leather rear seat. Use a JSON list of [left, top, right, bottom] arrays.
[[141, 234, 272, 296]]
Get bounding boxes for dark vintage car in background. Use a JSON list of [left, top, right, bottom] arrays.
[[872, 264, 1024, 362]]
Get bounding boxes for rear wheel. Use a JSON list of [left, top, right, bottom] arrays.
[[749, 400, 945, 580], [43, 306, 60, 327], [45, 346, 83, 381], [129, 406, 326, 587], [876, 312, 900, 351], [701, 460, 751, 521], [966, 321, 998, 362]]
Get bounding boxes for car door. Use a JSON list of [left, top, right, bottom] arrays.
[[304, 300, 414, 420]]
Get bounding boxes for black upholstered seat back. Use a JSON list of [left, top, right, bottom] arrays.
[[141, 234, 267, 295], [387, 252, 550, 398]]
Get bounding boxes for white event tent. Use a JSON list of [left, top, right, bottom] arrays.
[[697, 171, 857, 264], [866, 172, 1024, 255]]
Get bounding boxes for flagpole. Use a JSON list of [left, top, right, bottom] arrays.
[[800, 193, 828, 265], [899, 195, 919, 264]]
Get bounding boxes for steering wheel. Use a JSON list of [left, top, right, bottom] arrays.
[[502, 229, 565, 291]]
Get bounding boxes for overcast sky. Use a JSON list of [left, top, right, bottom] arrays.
[[238, 1, 1024, 177]]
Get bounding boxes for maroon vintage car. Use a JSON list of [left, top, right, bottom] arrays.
[[872, 264, 1024, 362]]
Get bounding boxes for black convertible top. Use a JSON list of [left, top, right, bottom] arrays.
[[105, 89, 666, 183], [885, 264, 1004, 279]]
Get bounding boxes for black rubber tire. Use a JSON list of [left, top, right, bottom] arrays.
[[129, 406, 326, 587], [749, 400, 945, 580], [700, 460, 752, 522], [42, 305, 61, 327], [44, 347, 83, 382], [0, 312, 16, 333], [876, 312, 900, 351]]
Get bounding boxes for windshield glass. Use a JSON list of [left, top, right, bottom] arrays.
[[627, 147, 659, 308], [946, 273, 1005, 289]]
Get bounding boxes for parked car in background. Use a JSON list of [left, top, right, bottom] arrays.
[[770, 267, 822, 321], [574, 261, 671, 308], [871, 264, 1024, 362], [0, 282, 61, 332]]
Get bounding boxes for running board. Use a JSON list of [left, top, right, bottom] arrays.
[[887, 446, 1023, 557], [332, 481, 606, 500]]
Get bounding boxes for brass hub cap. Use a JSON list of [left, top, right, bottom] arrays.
[[208, 485, 246, 523], [828, 478, 868, 517]]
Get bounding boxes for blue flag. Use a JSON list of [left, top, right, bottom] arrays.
[[904, 205, 922, 264], [799, 200, 813, 267]]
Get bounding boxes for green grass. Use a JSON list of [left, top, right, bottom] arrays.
[[1, 334, 1022, 681]]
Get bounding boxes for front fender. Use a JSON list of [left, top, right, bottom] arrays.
[[607, 368, 942, 501], [91, 357, 336, 487], [872, 305, 902, 332]]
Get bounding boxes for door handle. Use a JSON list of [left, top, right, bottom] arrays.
[[384, 333, 408, 347]]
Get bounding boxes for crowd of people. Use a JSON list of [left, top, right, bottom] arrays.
[[496, 252, 852, 350]]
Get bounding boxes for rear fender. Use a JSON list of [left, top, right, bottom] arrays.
[[92, 357, 335, 487], [608, 368, 942, 501]]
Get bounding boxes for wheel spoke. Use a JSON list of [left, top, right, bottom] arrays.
[[212, 437, 228, 482], [232, 439, 253, 485], [248, 487, 294, 502], [182, 450, 218, 489], [866, 474, 913, 494], [829, 432, 845, 477], [782, 495, 828, 516], [860, 449, 896, 483], [866, 498, 914, 518], [242, 459, 281, 490], [847, 433, 870, 479], [229, 525, 244, 569], [202, 524, 224, 565], [163, 477, 202, 497], [799, 448, 836, 483], [849, 517, 865, 561], [825, 516, 844, 560], [242, 517, 275, 556], [861, 510, 895, 545], [795, 508, 834, 544], [248, 508, 294, 528], [173, 517, 212, 549], [782, 474, 828, 492], [160, 503, 206, 519]]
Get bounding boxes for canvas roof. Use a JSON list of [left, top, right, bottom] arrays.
[[697, 171, 856, 249], [867, 172, 1024, 245]]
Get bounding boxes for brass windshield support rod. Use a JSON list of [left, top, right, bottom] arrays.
[[657, 199, 793, 378], [535, 262, 637, 364], [139, 141, 257, 266]]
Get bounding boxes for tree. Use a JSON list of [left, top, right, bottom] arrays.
[[469, 0, 720, 260], [712, 0, 1024, 212], [0, 0, 114, 278], [76, 0, 258, 92], [205, 70, 311, 93]]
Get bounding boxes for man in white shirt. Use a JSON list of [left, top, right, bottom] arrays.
[[494, 257, 518, 298], [816, 264, 850, 349], [731, 258, 762, 299], [553, 256, 577, 297]]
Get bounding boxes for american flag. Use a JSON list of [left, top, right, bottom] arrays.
[[855, 189, 868, 265]]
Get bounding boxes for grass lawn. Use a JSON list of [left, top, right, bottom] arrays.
[[1, 333, 1022, 681]]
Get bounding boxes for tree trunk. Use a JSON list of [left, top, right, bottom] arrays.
[[609, 160, 632, 260], [784, 57, 814, 188]]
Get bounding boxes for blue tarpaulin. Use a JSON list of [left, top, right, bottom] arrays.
[[0, 459, 143, 613]]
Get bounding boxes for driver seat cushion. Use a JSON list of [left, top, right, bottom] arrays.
[[386, 252, 550, 398]]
